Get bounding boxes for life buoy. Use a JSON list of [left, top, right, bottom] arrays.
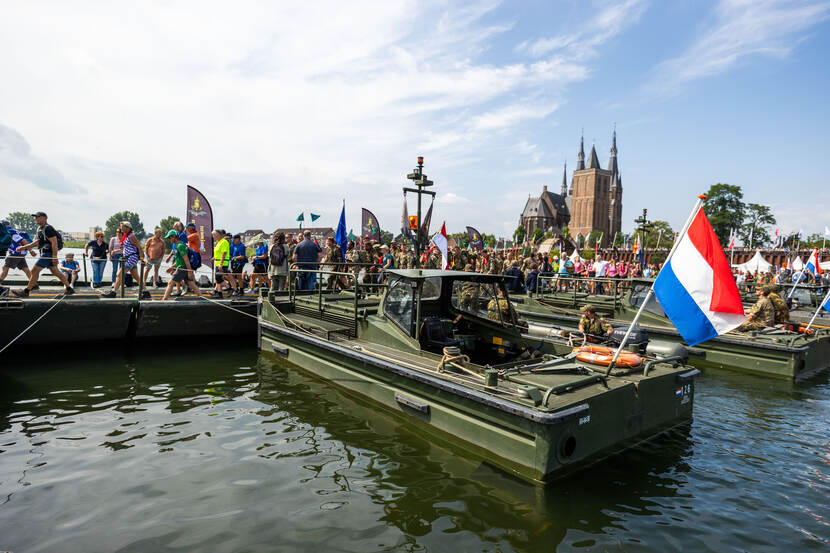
[[572, 345, 642, 368]]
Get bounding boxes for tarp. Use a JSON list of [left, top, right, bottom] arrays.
[[736, 250, 772, 273], [791, 256, 804, 271]]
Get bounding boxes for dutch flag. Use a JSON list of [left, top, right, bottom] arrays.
[[805, 249, 823, 277], [653, 207, 746, 346]]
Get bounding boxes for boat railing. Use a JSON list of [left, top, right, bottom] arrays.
[[534, 275, 626, 308]]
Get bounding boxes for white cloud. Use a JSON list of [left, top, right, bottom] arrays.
[[651, 0, 830, 91], [0, 124, 78, 194]]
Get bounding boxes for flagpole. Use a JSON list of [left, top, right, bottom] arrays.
[[804, 290, 830, 332], [606, 194, 707, 374]]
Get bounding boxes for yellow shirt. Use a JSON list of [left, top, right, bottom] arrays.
[[214, 238, 230, 267]]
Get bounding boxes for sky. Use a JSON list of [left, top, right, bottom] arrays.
[[2, 0, 829, 242]]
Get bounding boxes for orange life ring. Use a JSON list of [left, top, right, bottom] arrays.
[[572, 345, 642, 368]]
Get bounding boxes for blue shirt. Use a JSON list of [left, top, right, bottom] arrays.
[[255, 245, 268, 265], [383, 253, 394, 269], [61, 260, 79, 272], [8, 229, 30, 255], [230, 242, 246, 262], [294, 238, 322, 269]]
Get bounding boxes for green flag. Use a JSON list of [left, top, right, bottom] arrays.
[[310, 213, 321, 222]]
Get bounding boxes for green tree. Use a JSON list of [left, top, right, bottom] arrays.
[[158, 215, 179, 238], [645, 220, 674, 248], [378, 229, 394, 246], [613, 231, 624, 247], [5, 211, 38, 235], [803, 233, 824, 248], [530, 228, 544, 245], [703, 183, 744, 246], [580, 248, 595, 260], [482, 233, 496, 248], [105, 211, 147, 240], [586, 229, 603, 248], [739, 203, 775, 248], [513, 225, 526, 245], [560, 226, 571, 243]]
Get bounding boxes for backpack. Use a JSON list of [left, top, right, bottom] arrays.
[[38, 224, 63, 251], [0, 222, 11, 252], [270, 243, 286, 266], [187, 248, 201, 270]]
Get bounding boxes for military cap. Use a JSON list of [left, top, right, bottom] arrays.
[[760, 284, 775, 294], [464, 264, 473, 271], [580, 304, 596, 313]]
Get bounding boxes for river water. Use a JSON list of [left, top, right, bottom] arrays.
[[1, 347, 827, 552]]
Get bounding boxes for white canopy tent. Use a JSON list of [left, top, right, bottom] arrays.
[[569, 249, 581, 262], [791, 256, 804, 271], [737, 250, 772, 273]]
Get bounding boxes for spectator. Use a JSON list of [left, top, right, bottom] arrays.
[[143, 228, 166, 288], [102, 221, 144, 298], [381, 244, 394, 270], [230, 234, 247, 293], [525, 263, 540, 295], [59, 253, 81, 287], [0, 220, 35, 284], [251, 238, 269, 291], [84, 231, 108, 287], [505, 261, 525, 293], [293, 230, 321, 291], [109, 228, 124, 284], [268, 232, 289, 291], [161, 231, 201, 300], [12, 212, 75, 297], [164, 221, 188, 295]]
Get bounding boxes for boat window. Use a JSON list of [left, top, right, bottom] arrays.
[[629, 284, 666, 317], [384, 280, 414, 335], [451, 280, 491, 319], [422, 277, 441, 300]]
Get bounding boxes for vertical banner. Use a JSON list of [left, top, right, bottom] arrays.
[[466, 226, 483, 252], [187, 185, 214, 269], [361, 208, 381, 243], [419, 201, 433, 249]]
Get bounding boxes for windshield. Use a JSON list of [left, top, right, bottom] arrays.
[[451, 280, 518, 326], [422, 277, 441, 300], [629, 284, 666, 317], [384, 279, 414, 335]]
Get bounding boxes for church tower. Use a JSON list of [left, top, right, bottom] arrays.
[[607, 128, 623, 239], [568, 130, 622, 247]]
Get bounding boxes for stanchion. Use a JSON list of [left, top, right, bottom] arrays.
[[138, 260, 147, 301], [83, 253, 88, 284], [120, 256, 126, 298]]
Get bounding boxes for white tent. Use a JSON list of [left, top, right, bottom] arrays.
[[570, 249, 581, 262], [737, 250, 772, 273], [791, 256, 804, 271], [821, 260, 830, 271]]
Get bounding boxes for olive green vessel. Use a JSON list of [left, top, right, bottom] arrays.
[[259, 269, 699, 483], [513, 276, 830, 380]]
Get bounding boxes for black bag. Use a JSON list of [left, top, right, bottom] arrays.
[[270, 243, 286, 266]]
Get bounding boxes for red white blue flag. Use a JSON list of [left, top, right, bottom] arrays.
[[653, 207, 745, 346], [805, 248, 822, 276]]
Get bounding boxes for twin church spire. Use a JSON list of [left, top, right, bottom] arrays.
[[561, 129, 621, 198]]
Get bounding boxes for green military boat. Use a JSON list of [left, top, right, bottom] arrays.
[[259, 268, 699, 483], [513, 276, 830, 380]]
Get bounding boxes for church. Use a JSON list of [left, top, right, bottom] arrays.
[[519, 130, 623, 247]]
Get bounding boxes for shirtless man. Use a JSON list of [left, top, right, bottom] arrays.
[[143, 228, 166, 287]]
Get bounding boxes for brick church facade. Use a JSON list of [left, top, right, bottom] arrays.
[[519, 130, 623, 247]]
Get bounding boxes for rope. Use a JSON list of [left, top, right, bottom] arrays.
[[0, 295, 66, 355], [438, 346, 482, 380], [197, 294, 261, 320]]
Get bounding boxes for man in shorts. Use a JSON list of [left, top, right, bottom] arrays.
[[12, 212, 75, 297], [0, 220, 34, 283], [230, 234, 247, 295], [211, 229, 236, 297], [161, 231, 201, 300], [143, 227, 166, 287]]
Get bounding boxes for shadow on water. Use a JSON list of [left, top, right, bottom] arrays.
[[0, 347, 827, 552]]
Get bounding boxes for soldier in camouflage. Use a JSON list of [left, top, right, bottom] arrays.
[[737, 287, 775, 331], [323, 236, 343, 290], [578, 304, 613, 336], [487, 286, 519, 326], [764, 284, 790, 324], [456, 264, 480, 315]]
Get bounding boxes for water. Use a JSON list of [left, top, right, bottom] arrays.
[[1, 348, 828, 553]]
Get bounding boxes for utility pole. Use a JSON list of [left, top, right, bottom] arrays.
[[634, 208, 654, 266], [405, 157, 435, 269]]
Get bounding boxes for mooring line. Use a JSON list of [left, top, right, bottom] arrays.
[[0, 295, 67, 355]]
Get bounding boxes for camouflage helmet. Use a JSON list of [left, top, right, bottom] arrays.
[[761, 284, 776, 294], [464, 264, 474, 271], [580, 304, 596, 314]]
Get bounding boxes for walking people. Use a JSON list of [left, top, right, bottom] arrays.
[[164, 222, 188, 295], [211, 229, 236, 297], [251, 237, 269, 291], [161, 231, 201, 300], [101, 222, 144, 298], [12, 212, 75, 297], [293, 230, 321, 291], [268, 232, 289, 291], [109, 228, 124, 284], [59, 253, 81, 287], [143, 228, 166, 287], [84, 231, 108, 287], [0, 221, 35, 284], [230, 234, 247, 294]]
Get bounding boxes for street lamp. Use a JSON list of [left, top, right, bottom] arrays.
[[405, 157, 435, 268], [634, 208, 655, 266]]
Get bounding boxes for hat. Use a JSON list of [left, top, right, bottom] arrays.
[[380, 244, 389, 250], [580, 304, 596, 313], [121, 221, 133, 229], [165, 230, 179, 239], [31, 211, 47, 218], [761, 284, 775, 294], [464, 264, 473, 271], [186, 222, 196, 228]]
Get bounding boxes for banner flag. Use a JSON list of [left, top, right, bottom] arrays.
[[310, 213, 321, 222], [361, 208, 381, 243], [186, 185, 214, 269], [466, 226, 483, 252], [335, 204, 347, 262], [419, 200, 434, 248], [401, 197, 414, 243]]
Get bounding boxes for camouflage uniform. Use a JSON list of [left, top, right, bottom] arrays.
[[579, 314, 612, 336], [767, 291, 789, 324], [489, 255, 503, 275], [738, 296, 774, 331], [425, 251, 442, 269], [324, 244, 343, 289], [457, 269, 480, 312], [487, 297, 519, 326]]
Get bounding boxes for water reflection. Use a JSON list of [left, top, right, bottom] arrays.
[[0, 348, 827, 553]]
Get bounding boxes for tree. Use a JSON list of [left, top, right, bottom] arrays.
[[513, 225, 526, 245], [560, 226, 571, 243], [580, 248, 595, 260], [530, 228, 544, 245], [482, 233, 496, 248], [613, 231, 624, 247], [703, 183, 744, 246], [158, 215, 179, 238], [739, 203, 775, 248], [644, 220, 674, 248], [105, 211, 147, 240], [378, 229, 394, 246], [5, 211, 38, 235]]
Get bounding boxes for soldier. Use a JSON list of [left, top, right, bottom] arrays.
[[487, 286, 520, 326], [390, 241, 400, 269], [578, 304, 613, 336], [765, 284, 790, 325], [737, 287, 775, 331], [425, 246, 442, 269], [323, 236, 343, 290], [456, 264, 480, 314]]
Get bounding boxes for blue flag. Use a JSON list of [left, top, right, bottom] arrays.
[[335, 204, 347, 262]]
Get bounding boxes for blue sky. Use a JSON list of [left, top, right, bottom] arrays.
[[1, 0, 829, 241]]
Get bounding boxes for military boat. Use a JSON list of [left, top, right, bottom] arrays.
[[259, 267, 699, 483], [513, 276, 830, 380]]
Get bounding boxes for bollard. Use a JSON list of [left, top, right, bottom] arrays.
[[83, 253, 88, 285]]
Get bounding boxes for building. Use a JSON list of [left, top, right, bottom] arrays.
[[272, 227, 334, 244], [518, 171, 571, 238], [241, 229, 265, 243], [566, 130, 623, 246]]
